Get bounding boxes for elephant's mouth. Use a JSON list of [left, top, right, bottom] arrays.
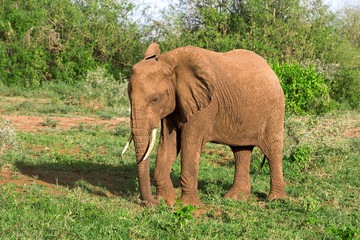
[[122, 128, 158, 163]]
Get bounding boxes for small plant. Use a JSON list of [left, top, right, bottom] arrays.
[[74, 180, 112, 197], [40, 117, 58, 128], [290, 144, 313, 173], [16, 100, 37, 112], [284, 144, 314, 181], [0, 119, 19, 154], [174, 199, 196, 225], [327, 225, 358, 240], [306, 217, 319, 225], [302, 196, 320, 213]]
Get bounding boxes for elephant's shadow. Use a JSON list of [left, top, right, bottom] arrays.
[[15, 160, 268, 201], [14, 160, 139, 197]]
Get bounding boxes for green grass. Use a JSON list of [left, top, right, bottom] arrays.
[[0, 84, 359, 239]]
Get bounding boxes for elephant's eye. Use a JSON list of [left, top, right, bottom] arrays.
[[151, 97, 160, 103]]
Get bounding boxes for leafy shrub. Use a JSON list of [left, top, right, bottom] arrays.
[[80, 67, 128, 110], [113, 123, 131, 137], [290, 144, 313, 172], [284, 144, 313, 181], [174, 199, 196, 225], [0, 119, 19, 154], [272, 63, 331, 114]]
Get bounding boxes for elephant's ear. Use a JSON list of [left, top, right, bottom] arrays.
[[144, 43, 161, 60], [175, 48, 215, 119]]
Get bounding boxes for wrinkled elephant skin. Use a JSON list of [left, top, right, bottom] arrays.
[[127, 43, 286, 206]]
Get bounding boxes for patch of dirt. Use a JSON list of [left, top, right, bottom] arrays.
[[0, 170, 66, 195], [345, 127, 360, 138], [0, 171, 51, 187], [0, 114, 129, 132]]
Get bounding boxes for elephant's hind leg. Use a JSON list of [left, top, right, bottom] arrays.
[[224, 146, 253, 200], [263, 143, 286, 200]]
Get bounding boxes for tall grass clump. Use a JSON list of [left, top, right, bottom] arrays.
[[82, 67, 128, 107], [0, 119, 19, 154]]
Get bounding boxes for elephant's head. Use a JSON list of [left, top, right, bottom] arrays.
[[125, 43, 215, 205]]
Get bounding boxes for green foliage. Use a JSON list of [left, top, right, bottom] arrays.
[[164, 0, 337, 61], [283, 144, 313, 181], [291, 144, 313, 169], [113, 123, 131, 137], [272, 62, 331, 114], [174, 199, 196, 225], [159, 0, 360, 110], [327, 225, 358, 240], [0, 0, 143, 87]]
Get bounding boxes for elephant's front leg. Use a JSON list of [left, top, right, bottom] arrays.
[[154, 119, 180, 205], [179, 128, 205, 206]]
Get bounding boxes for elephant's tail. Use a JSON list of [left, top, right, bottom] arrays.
[[252, 155, 267, 182]]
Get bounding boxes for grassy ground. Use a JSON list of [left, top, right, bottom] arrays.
[[0, 84, 359, 239]]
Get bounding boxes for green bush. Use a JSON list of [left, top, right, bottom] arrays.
[[290, 144, 313, 172], [272, 63, 331, 114], [284, 144, 313, 181], [0, 0, 143, 87]]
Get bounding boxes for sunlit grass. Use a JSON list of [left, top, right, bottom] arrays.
[[0, 85, 359, 239]]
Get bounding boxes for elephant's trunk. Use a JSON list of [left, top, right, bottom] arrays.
[[132, 127, 158, 205]]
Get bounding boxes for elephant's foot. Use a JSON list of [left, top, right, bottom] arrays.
[[179, 193, 202, 206], [224, 187, 250, 201], [268, 188, 286, 200], [156, 188, 177, 206], [143, 197, 160, 206]]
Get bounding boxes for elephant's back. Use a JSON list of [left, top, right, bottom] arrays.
[[209, 49, 283, 98], [222, 49, 273, 74]]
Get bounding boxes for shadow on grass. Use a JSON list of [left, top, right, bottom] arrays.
[[14, 158, 270, 201], [253, 191, 268, 200], [14, 160, 139, 198]]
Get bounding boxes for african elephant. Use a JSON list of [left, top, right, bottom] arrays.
[[123, 43, 286, 206]]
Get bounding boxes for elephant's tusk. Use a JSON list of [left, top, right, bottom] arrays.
[[122, 134, 133, 156], [141, 128, 157, 162]]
